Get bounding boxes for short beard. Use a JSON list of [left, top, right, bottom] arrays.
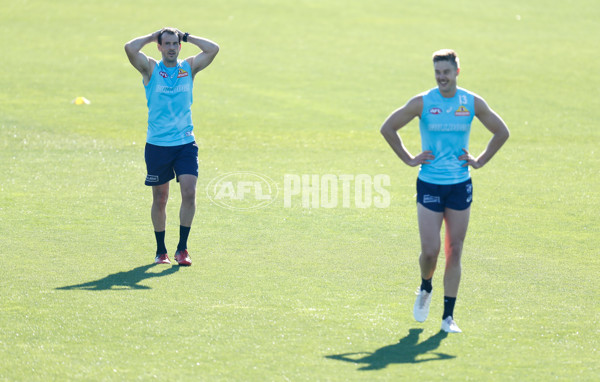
[[162, 53, 178, 66]]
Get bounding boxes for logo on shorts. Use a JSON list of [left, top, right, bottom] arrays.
[[146, 175, 159, 183], [466, 183, 473, 203], [177, 68, 189, 78], [423, 194, 441, 204], [455, 106, 471, 116], [429, 107, 442, 115]]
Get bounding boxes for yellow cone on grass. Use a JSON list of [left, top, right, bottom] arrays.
[[72, 97, 91, 105]]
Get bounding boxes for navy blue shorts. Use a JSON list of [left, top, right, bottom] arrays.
[[144, 142, 199, 186], [416, 178, 473, 212]]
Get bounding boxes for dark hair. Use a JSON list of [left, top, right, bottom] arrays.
[[432, 49, 460, 69], [158, 27, 181, 45]]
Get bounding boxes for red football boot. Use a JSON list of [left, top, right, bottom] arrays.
[[154, 253, 171, 264], [175, 250, 192, 266]]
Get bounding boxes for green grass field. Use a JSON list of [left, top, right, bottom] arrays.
[[1, 0, 599, 380]]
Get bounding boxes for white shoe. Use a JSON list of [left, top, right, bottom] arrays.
[[413, 289, 432, 322], [441, 316, 462, 333]]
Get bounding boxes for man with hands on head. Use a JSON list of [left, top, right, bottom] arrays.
[[124, 28, 219, 266]]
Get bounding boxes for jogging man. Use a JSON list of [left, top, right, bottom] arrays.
[[124, 28, 219, 266], [380, 49, 509, 332]]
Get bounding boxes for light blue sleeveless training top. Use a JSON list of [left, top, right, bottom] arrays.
[[418, 87, 475, 185], [144, 60, 195, 146]]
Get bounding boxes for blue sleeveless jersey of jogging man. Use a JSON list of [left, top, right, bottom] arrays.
[[144, 60, 195, 146], [418, 87, 475, 185]]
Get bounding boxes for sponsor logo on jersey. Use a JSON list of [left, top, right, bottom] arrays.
[[177, 68, 189, 78], [429, 107, 442, 115], [159, 71, 168, 78], [427, 123, 469, 132], [455, 106, 470, 116], [154, 84, 191, 94]]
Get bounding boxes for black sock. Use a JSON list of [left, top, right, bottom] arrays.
[[420, 277, 433, 293], [155, 231, 167, 255], [443, 296, 456, 320], [177, 225, 191, 251]]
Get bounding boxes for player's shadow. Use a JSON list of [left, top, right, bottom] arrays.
[[56, 264, 179, 291], [325, 328, 455, 371]]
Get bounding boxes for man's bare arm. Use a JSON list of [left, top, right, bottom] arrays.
[[460, 96, 510, 168], [380, 96, 434, 167], [180, 33, 220, 77], [124, 31, 160, 84]]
